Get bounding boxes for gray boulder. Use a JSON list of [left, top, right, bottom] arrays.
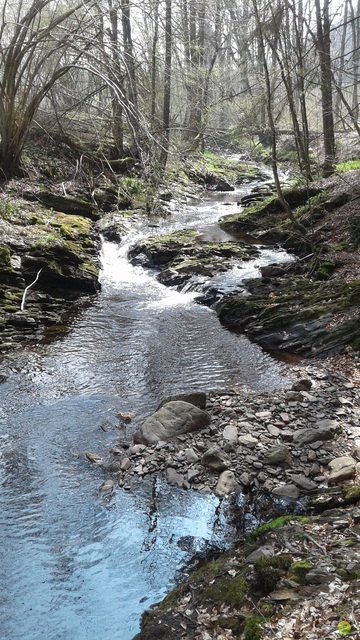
[[133, 401, 210, 445], [157, 392, 207, 411]]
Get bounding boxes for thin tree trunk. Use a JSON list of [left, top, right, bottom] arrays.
[[314, 0, 336, 177], [160, 0, 172, 169], [150, 0, 160, 127]]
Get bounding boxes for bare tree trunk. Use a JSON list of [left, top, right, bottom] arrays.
[[314, 0, 336, 177], [120, 0, 140, 151], [108, 4, 124, 156], [150, 0, 160, 127], [350, 0, 360, 122], [160, 0, 172, 169], [334, 0, 349, 120]]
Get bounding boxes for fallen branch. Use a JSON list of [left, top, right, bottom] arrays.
[[21, 269, 42, 311]]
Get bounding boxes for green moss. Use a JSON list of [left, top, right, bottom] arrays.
[[289, 560, 313, 582], [201, 574, 249, 607], [343, 485, 360, 502], [250, 516, 310, 538], [0, 245, 11, 268], [336, 159, 360, 172], [347, 569, 360, 580], [259, 602, 275, 617], [243, 615, 262, 640], [313, 260, 336, 281], [254, 555, 292, 592]]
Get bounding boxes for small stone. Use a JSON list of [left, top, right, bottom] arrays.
[[185, 448, 199, 463], [120, 457, 131, 471], [267, 425, 280, 437], [290, 474, 318, 491], [352, 508, 360, 523], [99, 479, 115, 493], [106, 461, 121, 472], [310, 441, 322, 450], [280, 430, 293, 442], [352, 446, 360, 461], [305, 566, 336, 584], [85, 452, 102, 463], [253, 461, 263, 469], [285, 391, 303, 402], [215, 470, 239, 496], [263, 445, 292, 466], [309, 463, 321, 476], [239, 471, 251, 486], [165, 467, 185, 488], [292, 378, 312, 391], [222, 424, 238, 443], [238, 434, 258, 447], [293, 422, 338, 446], [245, 546, 274, 563], [129, 444, 147, 455], [263, 479, 274, 491], [117, 412, 134, 422], [201, 446, 231, 471], [237, 421, 254, 431], [280, 413, 291, 423], [188, 467, 202, 482], [269, 588, 299, 603]]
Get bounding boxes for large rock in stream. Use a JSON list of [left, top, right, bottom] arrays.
[[133, 401, 210, 445]]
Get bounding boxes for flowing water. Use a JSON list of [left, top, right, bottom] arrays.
[[0, 185, 291, 640]]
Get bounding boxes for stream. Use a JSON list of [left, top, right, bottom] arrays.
[[0, 183, 291, 639]]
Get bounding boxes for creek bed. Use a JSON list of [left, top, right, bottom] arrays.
[[0, 185, 291, 639]]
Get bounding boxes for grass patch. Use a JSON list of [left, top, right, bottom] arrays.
[[336, 159, 360, 172]]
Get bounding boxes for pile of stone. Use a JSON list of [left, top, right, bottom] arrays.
[[95, 364, 360, 500]]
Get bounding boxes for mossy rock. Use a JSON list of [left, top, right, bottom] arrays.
[[0, 245, 11, 269], [254, 555, 292, 593], [129, 228, 259, 288], [289, 560, 314, 583], [216, 275, 360, 356]]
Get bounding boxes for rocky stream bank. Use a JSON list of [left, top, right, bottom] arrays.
[[114, 357, 360, 640]]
